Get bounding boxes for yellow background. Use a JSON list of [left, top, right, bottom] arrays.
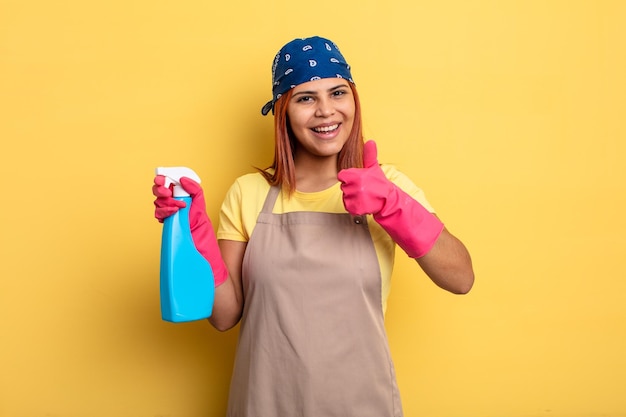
[[1, 0, 625, 416]]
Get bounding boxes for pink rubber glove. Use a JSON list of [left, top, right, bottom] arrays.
[[152, 175, 228, 287], [153, 175, 186, 222], [338, 141, 444, 258]]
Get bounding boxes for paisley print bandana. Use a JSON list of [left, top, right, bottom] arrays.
[[261, 36, 354, 115]]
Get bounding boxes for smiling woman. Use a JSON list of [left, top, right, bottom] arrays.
[[152, 35, 474, 417], [261, 79, 364, 193], [287, 78, 356, 188]]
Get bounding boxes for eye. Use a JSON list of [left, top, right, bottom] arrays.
[[332, 89, 349, 97], [296, 95, 314, 103]]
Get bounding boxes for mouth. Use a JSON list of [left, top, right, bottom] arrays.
[[311, 124, 340, 134]]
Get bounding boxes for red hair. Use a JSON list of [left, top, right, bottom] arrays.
[[258, 82, 364, 195]]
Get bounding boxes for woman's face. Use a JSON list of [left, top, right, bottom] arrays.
[[286, 77, 355, 161]]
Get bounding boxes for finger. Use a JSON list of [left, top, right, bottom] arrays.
[[155, 206, 181, 221], [362, 140, 378, 168], [152, 183, 172, 198], [154, 197, 186, 209], [179, 176, 203, 197], [154, 175, 166, 186]]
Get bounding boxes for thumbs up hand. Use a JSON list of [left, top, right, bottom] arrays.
[[338, 140, 444, 258], [338, 140, 392, 216]]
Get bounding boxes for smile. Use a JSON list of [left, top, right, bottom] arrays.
[[312, 124, 339, 133]]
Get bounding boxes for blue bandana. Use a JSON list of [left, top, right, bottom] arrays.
[[261, 36, 354, 115]]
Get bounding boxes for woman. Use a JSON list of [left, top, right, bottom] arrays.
[[153, 36, 474, 417]]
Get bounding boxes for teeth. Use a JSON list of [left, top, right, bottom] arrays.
[[313, 124, 339, 133]]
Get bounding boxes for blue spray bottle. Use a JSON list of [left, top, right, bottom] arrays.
[[156, 167, 215, 323]]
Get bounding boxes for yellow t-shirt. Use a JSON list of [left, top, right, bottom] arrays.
[[216, 165, 435, 314]]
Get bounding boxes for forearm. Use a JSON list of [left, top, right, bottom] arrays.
[[337, 141, 473, 293], [208, 239, 246, 331], [416, 227, 474, 294], [208, 278, 244, 331]]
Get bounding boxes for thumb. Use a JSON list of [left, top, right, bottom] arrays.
[[179, 176, 204, 198], [362, 140, 378, 168]]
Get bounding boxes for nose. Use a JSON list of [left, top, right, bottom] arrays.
[[315, 97, 335, 117]]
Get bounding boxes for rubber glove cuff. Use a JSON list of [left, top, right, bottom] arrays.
[[373, 186, 444, 258]]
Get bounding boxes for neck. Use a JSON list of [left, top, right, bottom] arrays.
[[294, 153, 339, 193]]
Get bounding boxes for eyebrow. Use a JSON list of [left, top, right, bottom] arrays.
[[292, 84, 349, 97]]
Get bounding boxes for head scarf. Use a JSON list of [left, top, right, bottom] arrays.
[[261, 36, 354, 115]]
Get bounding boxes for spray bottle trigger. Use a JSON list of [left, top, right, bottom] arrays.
[[155, 167, 201, 198]]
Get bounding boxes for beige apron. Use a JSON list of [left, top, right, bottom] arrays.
[[226, 186, 403, 417]]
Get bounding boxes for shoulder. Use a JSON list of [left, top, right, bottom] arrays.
[[233, 171, 271, 185], [223, 171, 271, 208], [230, 172, 271, 196], [218, 172, 272, 242]]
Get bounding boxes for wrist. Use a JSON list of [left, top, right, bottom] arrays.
[[212, 259, 229, 287], [373, 187, 444, 258]]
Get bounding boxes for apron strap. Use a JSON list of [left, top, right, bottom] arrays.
[[261, 185, 281, 214]]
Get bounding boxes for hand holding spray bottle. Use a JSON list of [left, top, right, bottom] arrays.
[[156, 167, 215, 322]]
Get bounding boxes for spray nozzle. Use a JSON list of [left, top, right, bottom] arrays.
[[155, 167, 201, 197]]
